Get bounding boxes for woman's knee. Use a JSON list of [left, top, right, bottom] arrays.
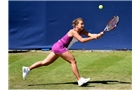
[[70, 59, 77, 64]]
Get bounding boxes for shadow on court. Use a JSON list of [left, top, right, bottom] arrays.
[[28, 80, 131, 87]]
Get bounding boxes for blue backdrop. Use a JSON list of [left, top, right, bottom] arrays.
[[9, 1, 132, 50]]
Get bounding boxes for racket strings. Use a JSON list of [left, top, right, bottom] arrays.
[[103, 16, 119, 32], [108, 17, 119, 30]]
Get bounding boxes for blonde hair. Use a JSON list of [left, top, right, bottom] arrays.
[[72, 18, 84, 27]]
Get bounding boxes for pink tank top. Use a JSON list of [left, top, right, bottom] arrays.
[[59, 33, 73, 48]]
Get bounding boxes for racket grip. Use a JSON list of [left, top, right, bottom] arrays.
[[102, 30, 105, 33]]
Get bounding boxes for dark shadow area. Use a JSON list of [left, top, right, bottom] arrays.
[[8, 48, 51, 53], [115, 49, 132, 51], [88, 80, 131, 84], [28, 80, 131, 86], [8, 50, 29, 53]]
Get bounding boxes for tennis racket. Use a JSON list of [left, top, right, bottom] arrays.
[[103, 15, 119, 32]]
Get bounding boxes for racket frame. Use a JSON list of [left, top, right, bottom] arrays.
[[103, 16, 119, 32]]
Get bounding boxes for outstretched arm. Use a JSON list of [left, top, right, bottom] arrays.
[[68, 30, 97, 43], [81, 29, 104, 39]]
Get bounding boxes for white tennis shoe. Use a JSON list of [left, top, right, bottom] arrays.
[[22, 66, 30, 80], [78, 77, 90, 86]]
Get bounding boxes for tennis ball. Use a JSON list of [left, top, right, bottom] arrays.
[[99, 5, 103, 9]]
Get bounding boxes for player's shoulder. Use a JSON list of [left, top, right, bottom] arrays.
[[69, 29, 76, 33], [67, 29, 74, 36], [69, 28, 75, 31]]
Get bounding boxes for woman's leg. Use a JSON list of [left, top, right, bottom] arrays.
[[59, 50, 81, 80], [22, 51, 59, 80], [59, 50, 90, 86], [29, 52, 59, 70]]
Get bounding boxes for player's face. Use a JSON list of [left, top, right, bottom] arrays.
[[76, 20, 84, 30]]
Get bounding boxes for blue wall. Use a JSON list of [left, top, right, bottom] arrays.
[[9, 1, 132, 50]]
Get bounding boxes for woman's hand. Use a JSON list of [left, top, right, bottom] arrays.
[[97, 31, 104, 39]]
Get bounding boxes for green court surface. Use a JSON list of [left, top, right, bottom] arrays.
[[9, 50, 132, 90]]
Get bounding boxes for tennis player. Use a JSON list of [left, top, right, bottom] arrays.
[[22, 18, 104, 86]]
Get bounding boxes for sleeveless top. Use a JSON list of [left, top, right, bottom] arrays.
[[58, 29, 78, 49], [59, 33, 73, 48]]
